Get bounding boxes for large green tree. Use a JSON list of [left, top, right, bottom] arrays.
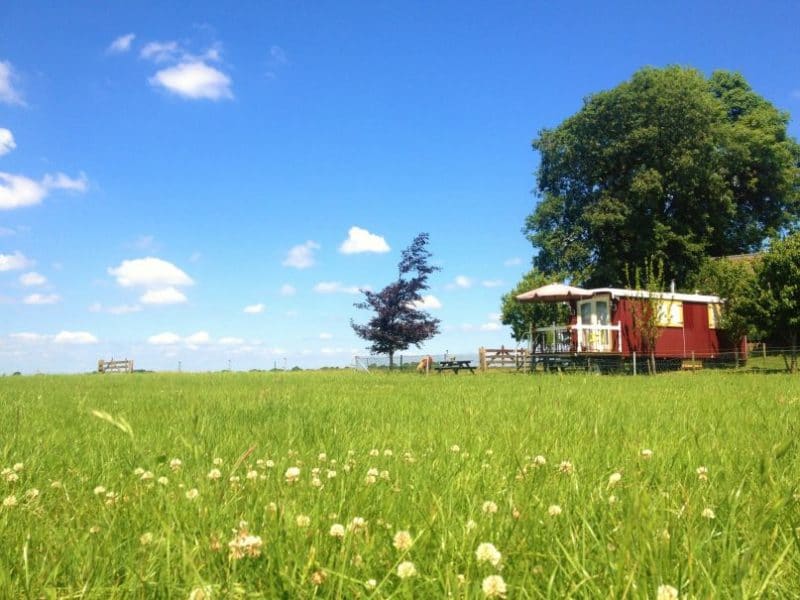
[[525, 66, 800, 287]]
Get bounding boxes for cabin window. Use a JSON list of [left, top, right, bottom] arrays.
[[656, 300, 683, 327], [708, 303, 722, 329], [595, 300, 609, 325], [579, 302, 593, 325]]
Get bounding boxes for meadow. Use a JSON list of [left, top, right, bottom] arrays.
[[0, 370, 798, 599]]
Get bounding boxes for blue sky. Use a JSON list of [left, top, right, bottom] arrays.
[[1, 1, 799, 372]]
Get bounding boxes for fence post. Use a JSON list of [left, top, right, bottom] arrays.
[[479, 347, 486, 372], [632, 351, 637, 376], [400, 355, 403, 370]]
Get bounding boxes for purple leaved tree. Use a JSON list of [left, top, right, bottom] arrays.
[[351, 233, 441, 369]]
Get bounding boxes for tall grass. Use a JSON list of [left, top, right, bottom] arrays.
[[0, 371, 798, 598]]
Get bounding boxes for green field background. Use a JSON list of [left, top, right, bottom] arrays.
[[1, 371, 798, 598]]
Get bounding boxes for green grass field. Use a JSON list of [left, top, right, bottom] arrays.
[[1, 371, 799, 598]]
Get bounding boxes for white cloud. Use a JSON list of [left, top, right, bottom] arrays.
[[9, 332, 48, 343], [140, 286, 188, 305], [109, 257, 193, 288], [453, 275, 472, 289], [411, 294, 442, 310], [313, 281, 362, 294], [481, 279, 504, 288], [339, 226, 390, 254], [283, 241, 320, 269], [140, 41, 180, 63], [108, 33, 136, 54], [0, 60, 24, 106], [149, 61, 233, 101], [19, 271, 46, 286], [0, 251, 33, 271], [185, 331, 210, 345], [23, 293, 60, 305], [319, 332, 333, 340], [54, 331, 98, 344], [480, 322, 502, 331], [148, 332, 181, 345], [0, 128, 15, 156], [280, 283, 296, 296], [243, 303, 265, 314], [488, 312, 501, 322], [219, 336, 245, 346], [0, 171, 88, 210]]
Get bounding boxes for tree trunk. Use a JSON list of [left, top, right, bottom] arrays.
[[649, 351, 657, 375], [388, 351, 395, 371]]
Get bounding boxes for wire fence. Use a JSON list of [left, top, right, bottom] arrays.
[[353, 346, 799, 374]]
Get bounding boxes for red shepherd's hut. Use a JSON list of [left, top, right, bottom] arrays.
[[516, 284, 746, 362]]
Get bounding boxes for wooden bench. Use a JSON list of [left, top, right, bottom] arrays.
[[436, 360, 476, 374]]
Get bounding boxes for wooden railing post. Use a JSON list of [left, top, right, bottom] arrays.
[[479, 347, 486, 372]]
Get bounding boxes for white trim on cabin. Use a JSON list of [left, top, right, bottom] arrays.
[[587, 287, 721, 304]]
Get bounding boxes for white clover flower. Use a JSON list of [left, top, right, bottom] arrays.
[[696, 466, 709, 481], [608, 495, 618, 505], [213, 457, 224, 466], [657, 584, 679, 600], [558, 461, 574, 475], [482, 575, 507, 598], [265, 459, 275, 468], [169, 458, 182, 471], [548, 504, 562, 517], [466, 519, 477, 532], [50, 480, 62, 489], [267, 502, 278, 513], [284, 466, 301, 483], [641, 449, 654, 459], [608, 472, 622, 486], [326, 469, 337, 479], [475, 542, 502, 566], [380, 470, 390, 481], [450, 444, 461, 453], [311, 477, 323, 488], [701, 507, 716, 520], [93, 485, 107, 496], [133, 467, 145, 476], [365, 579, 377, 590], [246, 470, 258, 481], [207, 468, 222, 481], [12, 463, 23, 472], [393, 530, 413, 551], [140, 532, 154, 546], [4, 472, 19, 483], [2, 494, 17, 508], [329, 523, 345, 538], [533, 455, 547, 467], [157, 476, 169, 486], [228, 530, 263, 560], [348, 517, 367, 532], [318, 452, 328, 462], [383, 449, 393, 457], [229, 475, 240, 484], [482, 500, 498, 515], [185, 488, 199, 500], [140, 471, 154, 481], [369, 448, 380, 457], [296, 514, 311, 528], [24, 488, 39, 501], [396, 561, 417, 579]]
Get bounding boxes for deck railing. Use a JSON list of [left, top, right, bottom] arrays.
[[532, 323, 622, 353]]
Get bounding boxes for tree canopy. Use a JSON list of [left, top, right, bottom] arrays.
[[351, 233, 440, 366], [524, 66, 800, 287], [500, 268, 569, 342]]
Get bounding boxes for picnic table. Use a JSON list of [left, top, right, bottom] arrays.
[[435, 359, 476, 374]]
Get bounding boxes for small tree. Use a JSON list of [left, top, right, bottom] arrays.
[[625, 258, 666, 374], [500, 268, 570, 343], [351, 233, 441, 368], [752, 232, 800, 372]]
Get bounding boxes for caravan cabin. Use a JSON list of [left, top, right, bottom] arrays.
[[516, 284, 746, 361]]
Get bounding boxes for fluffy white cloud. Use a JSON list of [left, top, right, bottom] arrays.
[[411, 294, 442, 310], [0, 171, 88, 210], [89, 302, 142, 315], [280, 283, 296, 296], [23, 293, 60, 305], [313, 281, 362, 294], [149, 61, 233, 100], [54, 331, 98, 344], [0, 128, 15, 156], [19, 271, 46, 286], [219, 336, 245, 346], [339, 226, 390, 254], [481, 279, 504, 288], [148, 332, 181, 345], [109, 257, 193, 288], [185, 331, 210, 345], [319, 332, 333, 340], [453, 275, 472, 289], [0, 60, 24, 105], [108, 33, 136, 54], [480, 322, 502, 331], [283, 241, 319, 269], [0, 251, 33, 271], [243, 303, 265, 314], [140, 41, 180, 62], [140, 286, 187, 305]]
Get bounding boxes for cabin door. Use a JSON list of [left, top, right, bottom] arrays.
[[577, 298, 612, 351]]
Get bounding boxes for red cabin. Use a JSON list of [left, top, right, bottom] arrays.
[[516, 284, 746, 362]]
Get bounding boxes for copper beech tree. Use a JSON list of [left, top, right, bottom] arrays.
[[351, 233, 440, 368]]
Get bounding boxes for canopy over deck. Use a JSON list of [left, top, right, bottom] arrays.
[[515, 283, 593, 303]]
